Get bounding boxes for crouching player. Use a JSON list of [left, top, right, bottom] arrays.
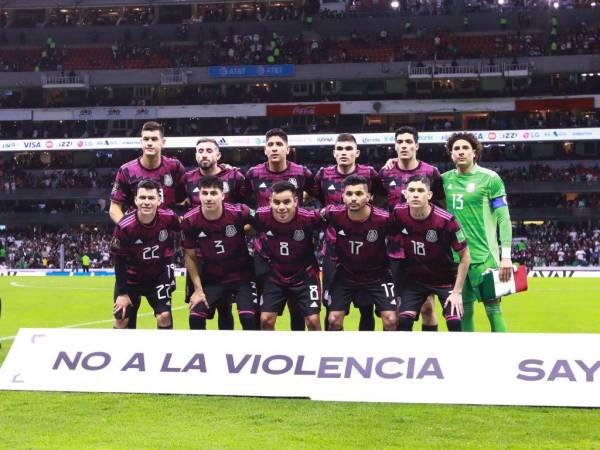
[[250, 181, 323, 331], [111, 179, 180, 329], [323, 175, 397, 331], [181, 176, 258, 330], [390, 175, 470, 331]]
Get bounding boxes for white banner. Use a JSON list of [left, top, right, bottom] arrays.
[[1, 127, 600, 151], [1, 328, 600, 406]]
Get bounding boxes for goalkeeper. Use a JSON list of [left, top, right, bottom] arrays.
[[442, 132, 513, 332]]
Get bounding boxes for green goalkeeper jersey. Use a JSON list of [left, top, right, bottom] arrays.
[[442, 164, 510, 264]]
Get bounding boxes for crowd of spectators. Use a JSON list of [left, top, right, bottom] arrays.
[[497, 163, 600, 183], [0, 228, 113, 270], [0, 110, 599, 144], [514, 223, 600, 266], [2, 222, 599, 270]]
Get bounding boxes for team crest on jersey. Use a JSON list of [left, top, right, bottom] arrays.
[[293, 229, 305, 241], [163, 174, 173, 187], [225, 225, 237, 237], [288, 177, 298, 188], [222, 181, 230, 194], [111, 237, 120, 249], [158, 230, 168, 242], [366, 229, 378, 242], [467, 182, 475, 192], [425, 229, 438, 243]]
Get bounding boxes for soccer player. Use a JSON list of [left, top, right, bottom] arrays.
[[323, 175, 397, 331], [111, 180, 179, 330], [380, 126, 445, 332], [182, 138, 245, 206], [314, 133, 381, 331], [181, 137, 244, 329], [250, 181, 322, 331], [442, 132, 513, 332], [109, 121, 186, 223], [242, 128, 315, 208], [390, 175, 470, 332], [181, 176, 257, 331], [242, 128, 316, 331]]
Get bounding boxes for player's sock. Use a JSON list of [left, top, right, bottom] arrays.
[[444, 318, 462, 332], [238, 312, 257, 330], [126, 313, 137, 329], [158, 324, 173, 330], [461, 301, 475, 332], [189, 313, 207, 330], [217, 304, 234, 330], [290, 311, 305, 331], [358, 306, 375, 331], [397, 314, 414, 331], [484, 302, 507, 332], [421, 324, 438, 332]]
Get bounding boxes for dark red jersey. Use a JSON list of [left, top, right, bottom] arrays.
[[110, 208, 180, 286], [391, 203, 467, 287]]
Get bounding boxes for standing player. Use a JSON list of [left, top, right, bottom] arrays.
[[323, 175, 397, 331], [390, 175, 470, 332], [442, 132, 513, 332], [181, 176, 257, 331], [314, 133, 381, 331], [242, 128, 316, 331], [111, 180, 179, 330], [182, 138, 245, 205], [250, 181, 322, 331], [380, 126, 445, 332], [109, 121, 186, 223], [181, 137, 245, 329]]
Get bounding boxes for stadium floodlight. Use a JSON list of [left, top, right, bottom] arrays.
[[498, 0, 505, 5], [592, 1, 596, 6], [390, 0, 400, 8], [552, 1, 559, 8]]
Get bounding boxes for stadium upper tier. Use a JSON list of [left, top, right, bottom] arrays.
[[0, 28, 596, 72]]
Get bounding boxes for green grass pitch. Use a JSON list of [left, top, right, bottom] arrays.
[[1, 277, 599, 449]]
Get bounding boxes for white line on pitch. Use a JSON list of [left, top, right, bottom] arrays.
[[0, 305, 187, 342]]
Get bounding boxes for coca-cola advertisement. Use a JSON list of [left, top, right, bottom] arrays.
[[267, 103, 341, 116]]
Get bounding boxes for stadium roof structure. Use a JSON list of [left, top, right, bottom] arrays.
[[0, 0, 237, 8]]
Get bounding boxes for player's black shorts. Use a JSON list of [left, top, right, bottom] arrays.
[[329, 273, 397, 313], [113, 279, 175, 316], [190, 279, 258, 318], [399, 281, 454, 316], [260, 274, 321, 317]]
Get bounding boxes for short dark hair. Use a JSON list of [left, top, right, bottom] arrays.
[[271, 180, 296, 196], [199, 175, 223, 191], [336, 133, 357, 145], [446, 132, 482, 161], [196, 137, 219, 149], [141, 121, 164, 137], [406, 174, 431, 190], [343, 174, 369, 190], [135, 179, 161, 195], [265, 128, 288, 144], [394, 126, 419, 142]]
